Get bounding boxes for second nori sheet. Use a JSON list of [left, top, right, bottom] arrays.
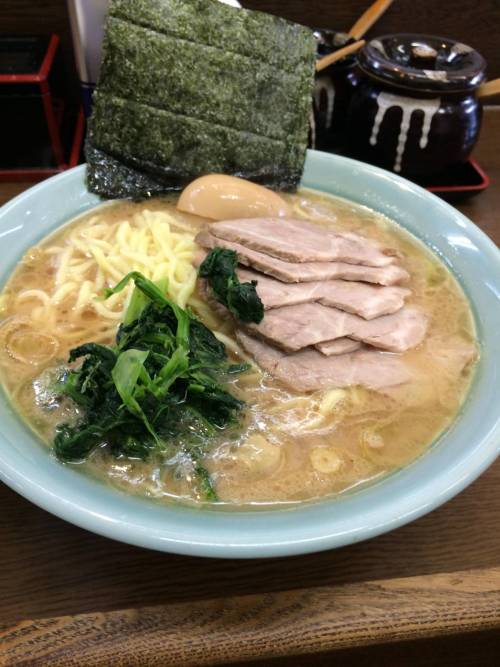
[[86, 0, 316, 199]]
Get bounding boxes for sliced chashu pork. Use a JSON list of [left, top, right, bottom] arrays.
[[236, 331, 411, 393], [237, 267, 410, 319], [316, 338, 362, 355], [196, 272, 363, 356], [245, 303, 427, 353], [196, 232, 409, 286], [209, 218, 395, 267], [382, 335, 477, 406]]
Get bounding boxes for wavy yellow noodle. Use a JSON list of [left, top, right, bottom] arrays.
[[11, 208, 200, 349]]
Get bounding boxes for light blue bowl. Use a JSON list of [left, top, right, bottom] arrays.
[[1, 153, 499, 558]]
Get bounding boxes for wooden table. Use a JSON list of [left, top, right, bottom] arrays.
[[1, 110, 499, 667]]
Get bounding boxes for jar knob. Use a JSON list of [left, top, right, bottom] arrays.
[[410, 44, 438, 69]]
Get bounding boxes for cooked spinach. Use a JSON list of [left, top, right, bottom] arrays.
[[199, 248, 264, 324], [54, 272, 248, 500]]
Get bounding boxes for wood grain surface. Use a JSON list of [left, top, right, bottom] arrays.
[[1, 454, 500, 627], [0, 114, 499, 665], [234, 632, 500, 667], [1, 567, 500, 666]]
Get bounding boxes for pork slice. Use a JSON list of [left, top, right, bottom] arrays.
[[209, 218, 395, 267], [195, 232, 409, 286], [426, 335, 478, 375], [237, 267, 410, 318], [383, 335, 478, 406], [347, 306, 428, 352], [236, 268, 326, 309], [246, 303, 427, 353], [236, 331, 412, 393], [319, 281, 411, 320], [245, 302, 349, 352], [315, 338, 362, 356]]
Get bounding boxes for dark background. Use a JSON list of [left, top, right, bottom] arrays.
[[1, 0, 499, 104]]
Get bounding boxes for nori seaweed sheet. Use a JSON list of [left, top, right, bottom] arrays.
[[85, 142, 170, 199], [86, 0, 316, 199]]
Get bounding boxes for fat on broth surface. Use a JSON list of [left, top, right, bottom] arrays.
[[0, 190, 477, 506]]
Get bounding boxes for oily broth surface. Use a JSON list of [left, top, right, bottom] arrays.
[[0, 190, 477, 506]]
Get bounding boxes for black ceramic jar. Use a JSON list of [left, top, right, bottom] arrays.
[[345, 34, 486, 181], [312, 30, 361, 152]]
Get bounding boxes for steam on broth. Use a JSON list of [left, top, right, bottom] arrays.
[[0, 189, 477, 506]]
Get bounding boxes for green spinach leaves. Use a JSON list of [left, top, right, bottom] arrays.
[[53, 272, 248, 500], [199, 248, 264, 323]]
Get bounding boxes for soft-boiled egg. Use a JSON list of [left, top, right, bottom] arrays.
[[176, 174, 292, 220]]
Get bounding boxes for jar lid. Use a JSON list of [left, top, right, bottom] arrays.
[[358, 34, 486, 92]]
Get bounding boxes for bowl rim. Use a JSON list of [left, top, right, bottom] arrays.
[[0, 153, 499, 559]]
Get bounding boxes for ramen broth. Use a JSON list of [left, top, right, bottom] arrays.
[[0, 190, 477, 506]]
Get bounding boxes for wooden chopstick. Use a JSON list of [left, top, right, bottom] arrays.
[[316, 40, 365, 73], [477, 78, 500, 99], [348, 0, 396, 40]]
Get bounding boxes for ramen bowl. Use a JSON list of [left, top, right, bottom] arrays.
[[0, 151, 499, 558]]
